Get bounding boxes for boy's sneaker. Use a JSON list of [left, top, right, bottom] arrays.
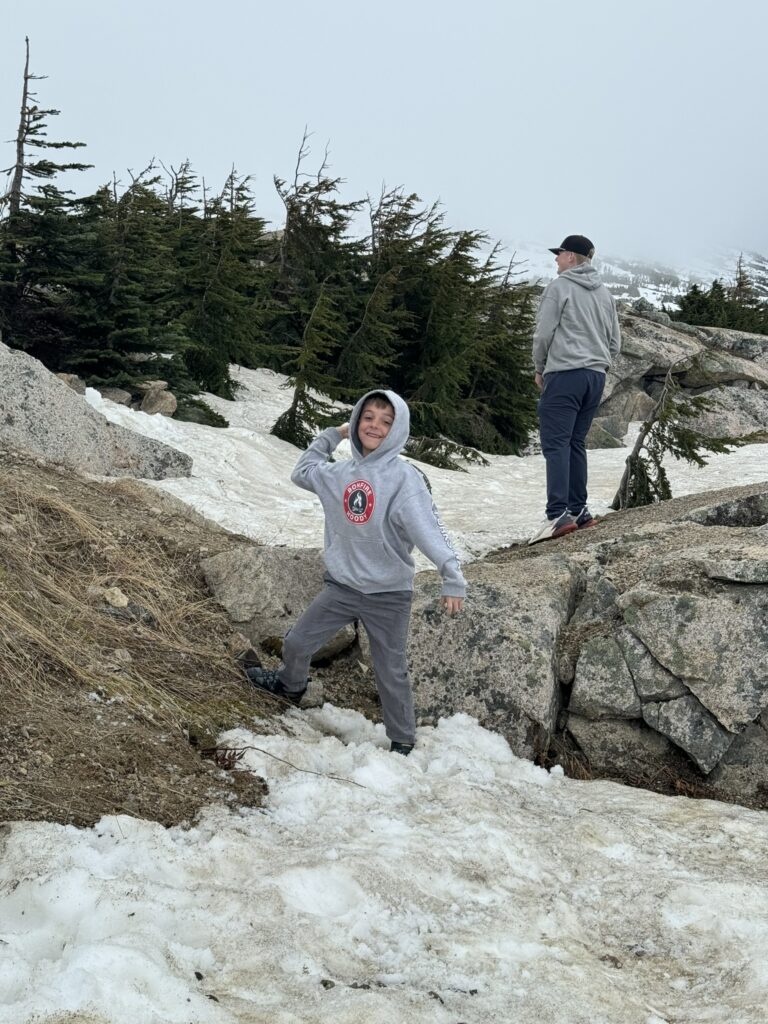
[[390, 741, 414, 756], [528, 511, 578, 546], [570, 506, 599, 529], [245, 667, 306, 707]]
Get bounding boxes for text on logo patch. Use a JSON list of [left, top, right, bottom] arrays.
[[344, 480, 375, 524]]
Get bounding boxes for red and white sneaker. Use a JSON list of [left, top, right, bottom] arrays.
[[571, 506, 599, 529], [528, 512, 578, 546]]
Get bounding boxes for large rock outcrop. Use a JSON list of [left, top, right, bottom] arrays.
[[0, 342, 191, 479], [405, 483, 768, 808], [201, 546, 355, 661], [587, 305, 768, 446], [407, 556, 582, 759]]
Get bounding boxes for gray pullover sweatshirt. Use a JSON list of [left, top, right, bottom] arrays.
[[532, 262, 621, 375], [291, 389, 466, 598]]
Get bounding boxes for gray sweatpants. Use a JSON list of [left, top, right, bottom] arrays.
[[279, 576, 416, 745]]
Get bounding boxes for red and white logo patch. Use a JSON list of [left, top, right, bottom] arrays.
[[344, 480, 375, 524]]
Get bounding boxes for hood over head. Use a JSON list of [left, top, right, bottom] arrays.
[[349, 389, 410, 463], [559, 262, 602, 290]]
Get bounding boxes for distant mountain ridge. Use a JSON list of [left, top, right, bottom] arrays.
[[506, 241, 768, 308]]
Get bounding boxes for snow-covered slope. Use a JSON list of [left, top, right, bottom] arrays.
[[2, 711, 767, 1024]]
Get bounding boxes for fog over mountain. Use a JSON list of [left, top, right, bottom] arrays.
[[507, 241, 768, 308], [3, 0, 767, 265]]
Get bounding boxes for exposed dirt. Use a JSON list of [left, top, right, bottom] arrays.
[[0, 449, 281, 828]]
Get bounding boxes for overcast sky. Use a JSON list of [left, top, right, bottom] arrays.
[[2, 0, 766, 265]]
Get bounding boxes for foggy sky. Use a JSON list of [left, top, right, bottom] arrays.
[[3, 0, 766, 265]]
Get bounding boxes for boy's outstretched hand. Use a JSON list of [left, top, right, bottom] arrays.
[[337, 422, 350, 439], [441, 596, 464, 615]]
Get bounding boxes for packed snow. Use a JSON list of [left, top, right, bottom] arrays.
[[1, 368, 767, 1024]]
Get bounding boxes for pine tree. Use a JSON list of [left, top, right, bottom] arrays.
[[61, 166, 192, 393], [707, 279, 729, 326], [728, 255, 765, 332], [271, 280, 346, 447], [331, 186, 430, 394], [167, 164, 274, 397], [403, 227, 482, 440], [0, 38, 92, 361], [671, 283, 710, 326], [464, 253, 539, 453], [671, 265, 768, 335], [267, 134, 362, 443], [334, 266, 403, 394], [612, 359, 743, 509]]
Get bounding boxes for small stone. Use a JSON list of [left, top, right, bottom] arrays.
[[227, 631, 254, 657], [104, 586, 129, 608], [141, 389, 177, 416]]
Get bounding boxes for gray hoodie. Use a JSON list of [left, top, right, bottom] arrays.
[[532, 262, 621, 375], [291, 390, 466, 597]]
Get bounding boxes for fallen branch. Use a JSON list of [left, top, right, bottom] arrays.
[[201, 745, 367, 788]]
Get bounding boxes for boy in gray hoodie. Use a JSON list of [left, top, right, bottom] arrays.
[[247, 389, 466, 755]]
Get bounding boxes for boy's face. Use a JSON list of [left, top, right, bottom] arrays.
[[357, 400, 394, 456]]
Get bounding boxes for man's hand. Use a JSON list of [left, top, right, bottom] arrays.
[[337, 422, 350, 439], [441, 596, 463, 615], [534, 371, 544, 392]]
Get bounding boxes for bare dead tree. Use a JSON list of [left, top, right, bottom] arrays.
[[3, 37, 34, 217], [1, 36, 90, 218]]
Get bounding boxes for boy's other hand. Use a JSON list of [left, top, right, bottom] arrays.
[[441, 596, 463, 615], [337, 422, 350, 439]]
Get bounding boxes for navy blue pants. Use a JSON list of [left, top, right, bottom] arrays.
[[538, 369, 605, 519]]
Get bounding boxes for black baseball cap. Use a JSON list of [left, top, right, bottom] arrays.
[[548, 235, 595, 257]]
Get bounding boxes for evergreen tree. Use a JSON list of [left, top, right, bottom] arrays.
[[366, 192, 538, 456], [271, 280, 346, 447], [334, 266, 403, 394], [706, 279, 729, 326], [671, 282, 710, 326], [671, 263, 768, 335], [0, 38, 91, 360], [403, 226, 483, 439], [167, 164, 274, 396], [612, 359, 743, 509], [267, 135, 362, 443], [728, 255, 765, 332], [464, 254, 539, 453], [61, 166, 192, 393], [343, 187, 429, 395]]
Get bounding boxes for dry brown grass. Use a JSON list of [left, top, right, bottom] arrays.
[[0, 481, 249, 720], [0, 458, 272, 826]]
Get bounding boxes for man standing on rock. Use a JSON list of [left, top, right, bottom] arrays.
[[528, 234, 621, 545]]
